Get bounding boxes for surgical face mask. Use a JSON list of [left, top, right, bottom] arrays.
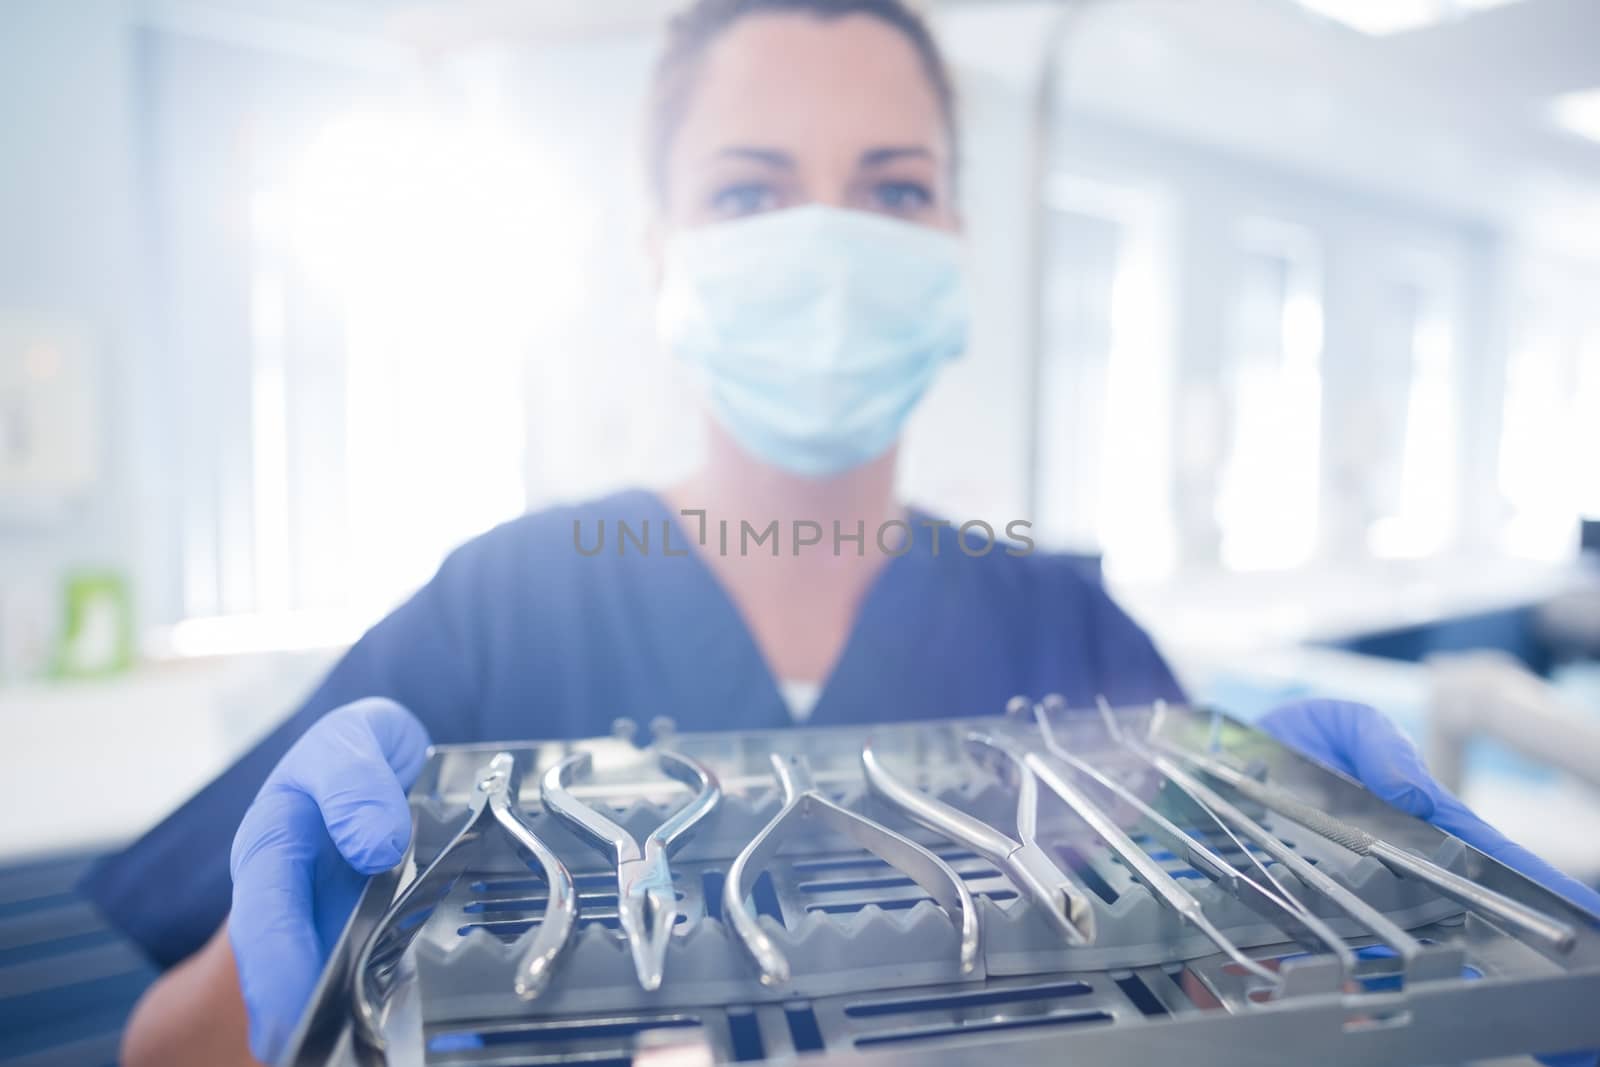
[[656, 204, 969, 478]]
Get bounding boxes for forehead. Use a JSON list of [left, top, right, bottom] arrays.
[[669, 13, 948, 160]]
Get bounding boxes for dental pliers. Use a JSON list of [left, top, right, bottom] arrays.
[[352, 752, 577, 1053], [862, 736, 1097, 945], [724, 751, 980, 985], [540, 748, 722, 991]]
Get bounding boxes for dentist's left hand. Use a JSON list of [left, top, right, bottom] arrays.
[[1261, 699, 1599, 1067], [229, 698, 431, 1064], [1259, 699, 1600, 917]]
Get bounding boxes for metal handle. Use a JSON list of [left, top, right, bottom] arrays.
[[958, 733, 1096, 944], [1024, 753, 1194, 912], [354, 753, 573, 1052], [541, 751, 640, 865], [1172, 744, 1581, 954], [487, 791, 578, 999], [647, 749, 723, 856], [724, 753, 980, 986], [1370, 841, 1578, 953], [861, 739, 1017, 866], [1023, 751, 1278, 984], [1143, 746, 1423, 962]]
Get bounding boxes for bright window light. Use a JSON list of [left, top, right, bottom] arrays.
[[1295, 0, 1446, 36], [1574, 326, 1600, 520], [1098, 193, 1180, 582], [1293, 0, 1528, 35], [268, 109, 550, 615], [1496, 262, 1593, 562], [1216, 220, 1324, 573], [1367, 279, 1458, 561], [1036, 177, 1179, 583], [1549, 89, 1600, 145]]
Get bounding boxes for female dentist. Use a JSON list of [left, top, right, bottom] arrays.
[[99, 1, 1600, 1064]]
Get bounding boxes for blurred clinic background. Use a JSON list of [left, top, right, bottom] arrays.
[[2, 0, 1600, 1059]]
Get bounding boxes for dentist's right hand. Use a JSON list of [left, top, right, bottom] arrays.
[[229, 698, 431, 1064]]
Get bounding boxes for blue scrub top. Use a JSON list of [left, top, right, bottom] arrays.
[[84, 489, 1184, 967]]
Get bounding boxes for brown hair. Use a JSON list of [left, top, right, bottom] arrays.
[[644, 0, 958, 206]]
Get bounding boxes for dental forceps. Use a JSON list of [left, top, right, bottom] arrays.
[[352, 753, 577, 1053], [862, 736, 1096, 945], [541, 749, 721, 991], [724, 752, 980, 985]]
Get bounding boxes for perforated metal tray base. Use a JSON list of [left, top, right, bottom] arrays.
[[283, 704, 1600, 1067]]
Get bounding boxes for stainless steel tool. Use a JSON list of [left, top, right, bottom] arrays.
[[862, 736, 1096, 945], [970, 727, 1280, 985], [1024, 696, 1355, 969], [1105, 708, 1429, 966], [540, 748, 721, 991], [351, 752, 577, 1053], [1155, 726, 1582, 954], [724, 751, 980, 985]]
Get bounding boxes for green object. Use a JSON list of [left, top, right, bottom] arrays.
[[53, 569, 134, 678]]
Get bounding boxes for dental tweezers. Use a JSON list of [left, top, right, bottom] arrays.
[[540, 748, 721, 991], [1023, 697, 1354, 971], [1155, 727, 1581, 954], [862, 736, 1096, 945], [972, 727, 1280, 985], [724, 752, 980, 985], [1108, 706, 1428, 965], [352, 752, 577, 1053]]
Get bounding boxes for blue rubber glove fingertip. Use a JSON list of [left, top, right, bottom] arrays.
[[352, 830, 407, 874]]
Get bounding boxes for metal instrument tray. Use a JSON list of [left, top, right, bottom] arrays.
[[283, 703, 1600, 1066]]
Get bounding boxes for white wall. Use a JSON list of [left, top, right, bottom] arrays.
[[935, 0, 1600, 566], [0, 1, 149, 643], [900, 65, 1037, 524]]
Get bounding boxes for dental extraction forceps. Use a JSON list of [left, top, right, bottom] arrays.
[[725, 752, 980, 985], [352, 753, 577, 1054], [862, 736, 1096, 945], [1022, 697, 1354, 972], [541, 749, 721, 991]]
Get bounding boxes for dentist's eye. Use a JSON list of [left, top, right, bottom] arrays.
[[870, 180, 934, 216], [710, 182, 781, 218]]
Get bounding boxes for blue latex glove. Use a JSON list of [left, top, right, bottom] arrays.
[[229, 698, 430, 1064], [1261, 699, 1600, 1067]]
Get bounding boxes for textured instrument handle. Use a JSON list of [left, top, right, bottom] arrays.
[[1227, 773, 1377, 854]]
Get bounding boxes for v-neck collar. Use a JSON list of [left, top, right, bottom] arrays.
[[620, 488, 931, 730]]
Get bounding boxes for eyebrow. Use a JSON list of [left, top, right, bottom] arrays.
[[712, 146, 795, 169], [708, 145, 938, 170], [860, 146, 936, 167]]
